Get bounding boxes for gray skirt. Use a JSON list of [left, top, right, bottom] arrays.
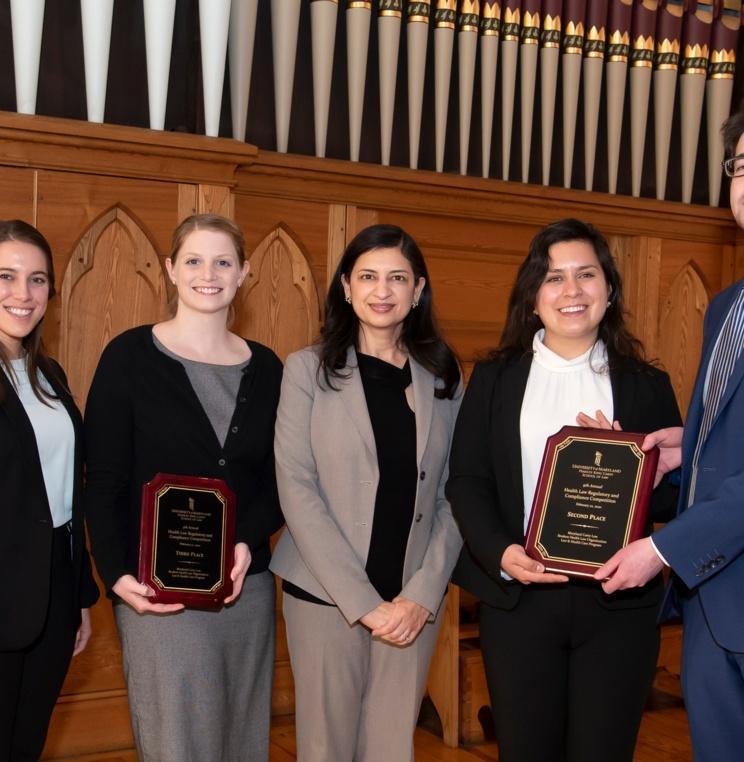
[[115, 570, 275, 762]]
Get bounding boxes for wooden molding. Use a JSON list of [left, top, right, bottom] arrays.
[[0, 111, 257, 186], [236, 151, 737, 244]]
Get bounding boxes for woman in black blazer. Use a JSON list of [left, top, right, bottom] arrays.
[[0, 220, 99, 761], [447, 219, 681, 762]]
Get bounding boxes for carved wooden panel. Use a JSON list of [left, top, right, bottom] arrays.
[[234, 225, 321, 360], [58, 206, 168, 406], [658, 263, 709, 417], [611, 235, 662, 359]]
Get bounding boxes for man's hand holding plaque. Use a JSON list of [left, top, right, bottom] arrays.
[[524, 421, 659, 578]]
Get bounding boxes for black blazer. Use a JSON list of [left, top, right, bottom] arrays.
[[84, 326, 284, 593], [0, 357, 99, 651], [446, 351, 682, 611]]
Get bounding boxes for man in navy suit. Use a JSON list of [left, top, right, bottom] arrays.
[[595, 110, 744, 761]]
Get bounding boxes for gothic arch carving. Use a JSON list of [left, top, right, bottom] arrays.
[[233, 225, 321, 360], [59, 205, 167, 404], [658, 262, 709, 417]]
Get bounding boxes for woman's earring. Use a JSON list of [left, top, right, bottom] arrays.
[[345, 295, 352, 304], [412, 300, 419, 308]]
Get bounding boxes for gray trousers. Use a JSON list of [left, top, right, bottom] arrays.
[[283, 593, 442, 762], [115, 571, 275, 762]]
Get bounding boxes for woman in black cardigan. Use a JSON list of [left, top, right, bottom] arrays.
[[84, 214, 283, 762], [447, 219, 682, 762], [0, 220, 98, 761]]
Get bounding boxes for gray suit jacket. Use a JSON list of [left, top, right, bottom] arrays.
[[271, 345, 463, 625]]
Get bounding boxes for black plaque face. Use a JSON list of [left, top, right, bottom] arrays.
[[151, 486, 226, 594], [139, 474, 236, 608], [525, 427, 658, 577]]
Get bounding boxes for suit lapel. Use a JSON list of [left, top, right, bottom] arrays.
[[1, 364, 39, 450], [710, 353, 744, 432], [501, 353, 533, 510], [410, 358, 434, 469], [690, 286, 744, 454], [0, 362, 47, 503], [338, 346, 377, 459]]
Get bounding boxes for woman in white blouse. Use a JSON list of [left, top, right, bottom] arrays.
[[446, 219, 682, 762], [0, 220, 98, 760]]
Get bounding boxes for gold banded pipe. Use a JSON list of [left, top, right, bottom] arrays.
[[541, 13, 561, 48], [378, 0, 402, 17], [631, 34, 654, 67], [407, 0, 431, 22], [502, 6, 520, 41], [481, 1, 500, 35], [521, 10, 540, 45], [584, 25, 607, 59], [655, 38, 680, 70], [563, 21, 585, 55]]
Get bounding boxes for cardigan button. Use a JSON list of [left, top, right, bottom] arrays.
[[415, 513, 423, 523], [218, 458, 226, 466], [239, 396, 247, 403], [231, 426, 239, 433], [419, 471, 426, 481]]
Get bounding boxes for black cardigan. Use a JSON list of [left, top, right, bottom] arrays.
[[1, 357, 99, 651], [446, 351, 683, 611], [84, 325, 284, 593]]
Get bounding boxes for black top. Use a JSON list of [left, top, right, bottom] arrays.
[[283, 352, 418, 606], [359, 353, 417, 601], [84, 325, 284, 593]]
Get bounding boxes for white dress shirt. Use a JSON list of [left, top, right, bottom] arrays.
[[520, 330, 613, 533]]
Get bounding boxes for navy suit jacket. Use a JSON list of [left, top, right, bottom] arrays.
[[655, 279, 744, 652]]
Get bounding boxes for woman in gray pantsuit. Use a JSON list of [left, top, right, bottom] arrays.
[[271, 224, 463, 762]]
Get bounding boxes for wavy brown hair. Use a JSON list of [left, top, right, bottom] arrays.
[[0, 220, 62, 405], [491, 218, 646, 366]]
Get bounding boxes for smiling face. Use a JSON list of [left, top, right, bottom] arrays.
[[0, 239, 51, 358], [166, 228, 249, 316], [534, 239, 611, 357], [342, 246, 425, 340]]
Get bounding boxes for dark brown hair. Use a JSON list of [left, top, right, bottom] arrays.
[[491, 218, 645, 366], [0, 219, 61, 405], [319, 224, 460, 399]]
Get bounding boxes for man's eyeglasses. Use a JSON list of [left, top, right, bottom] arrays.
[[723, 155, 744, 178]]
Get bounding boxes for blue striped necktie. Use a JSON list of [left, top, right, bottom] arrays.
[[689, 287, 744, 503]]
